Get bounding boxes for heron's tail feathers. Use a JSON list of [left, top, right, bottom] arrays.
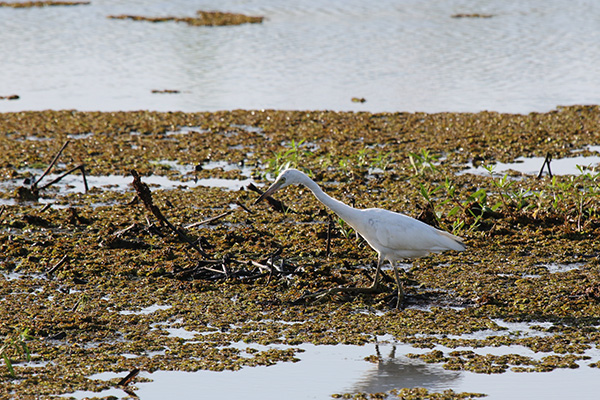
[[438, 230, 466, 252]]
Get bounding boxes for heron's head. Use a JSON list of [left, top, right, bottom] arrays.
[[254, 168, 305, 204]]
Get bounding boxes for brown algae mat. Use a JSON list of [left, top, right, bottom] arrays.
[[1, 107, 600, 398], [0, 1, 89, 7]]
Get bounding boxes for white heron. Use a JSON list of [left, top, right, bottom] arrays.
[[254, 168, 466, 307]]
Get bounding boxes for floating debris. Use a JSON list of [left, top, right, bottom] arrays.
[[0, 94, 19, 100], [451, 13, 494, 19], [152, 89, 181, 94], [0, 1, 89, 7], [108, 10, 264, 27]]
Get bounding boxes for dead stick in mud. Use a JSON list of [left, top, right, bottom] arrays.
[[117, 368, 140, 387], [38, 164, 89, 192], [326, 214, 334, 258], [45, 255, 70, 276], [537, 152, 553, 179], [130, 169, 208, 257], [186, 210, 233, 229], [186, 199, 253, 229], [250, 260, 273, 273], [113, 223, 138, 237], [235, 200, 253, 214], [33, 140, 70, 189]]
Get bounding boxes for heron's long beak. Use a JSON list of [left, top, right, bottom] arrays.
[[254, 179, 284, 205]]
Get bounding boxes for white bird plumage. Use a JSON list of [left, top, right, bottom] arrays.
[[255, 168, 466, 306]]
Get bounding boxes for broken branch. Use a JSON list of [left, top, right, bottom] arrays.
[[39, 164, 89, 192], [33, 140, 70, 189], [130, 169, 208, 257]]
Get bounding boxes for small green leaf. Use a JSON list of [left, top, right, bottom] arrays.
[[3, 353, 15, 377]]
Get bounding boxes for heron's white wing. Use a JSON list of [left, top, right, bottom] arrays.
[[357, 209, 461, 258]]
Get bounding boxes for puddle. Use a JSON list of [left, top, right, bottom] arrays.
[[464, 147, 600, 176], [492, 319, 554, 337], [119, 304, 173, 316], [201, 160, 253, 177], [62, 339, 600, 400], [166, 126, 209, 136], [0, 173, 189, 194], [1, 271, 45, 281], [416, 319, 556, 342], [0, 165, 256, 201], [19, 359, 51, 369], [23, 136, 53, 142], [66, 132, 94, 140], [150, 318, 208, 340], [65, 343, 452, 400], [230, 124, 265, 135], [501, 263, 586, 279], [160, 326, 201, 340], [165, 124, 263, 137], [543, 262, 585, 274]]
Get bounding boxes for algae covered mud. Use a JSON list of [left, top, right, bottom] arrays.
[[1, 107, 600, 399]]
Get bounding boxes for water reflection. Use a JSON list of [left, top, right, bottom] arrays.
[[130, 342, 461, 400], [349, 343, 461, 394], [62, 338, 600, 399]]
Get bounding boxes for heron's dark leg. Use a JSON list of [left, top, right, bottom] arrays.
[[295, 256, 387, 303], [369, 256, 384, 289], [392, 262, 405, 309]]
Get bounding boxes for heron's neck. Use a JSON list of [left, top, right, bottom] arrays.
[[301, 179, 356, 219]]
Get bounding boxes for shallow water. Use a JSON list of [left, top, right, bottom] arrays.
[[65, 339, 600, 400], [1, 0, 600, 113], [0, 165, 254, 204], [57, 312, 600, 399], [463, 147, 600, 176]]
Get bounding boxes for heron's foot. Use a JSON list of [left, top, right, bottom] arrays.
[[294, 288, 334, 304], [368, 279, 388, 293], [382, 288, 406, 310]]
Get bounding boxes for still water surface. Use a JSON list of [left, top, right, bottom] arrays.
[[65, 341, 600, 399], [1, 0, 600, 113]]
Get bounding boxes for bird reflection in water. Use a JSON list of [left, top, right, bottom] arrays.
[[349, 343, 461, 395]]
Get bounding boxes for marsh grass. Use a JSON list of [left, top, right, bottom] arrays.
[[1, 328, 32, 377]]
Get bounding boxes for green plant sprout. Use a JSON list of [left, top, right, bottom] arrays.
[[265, 139, 314, 178], [372, 153, 393, 171], [336, 217, 355, 239], [408, 149, 439, 175], [1, 328, 33, 377]]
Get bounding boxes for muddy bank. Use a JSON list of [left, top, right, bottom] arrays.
[[0, 107, 599, 398]]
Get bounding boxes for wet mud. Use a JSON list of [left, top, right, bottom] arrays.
[[0, 107, 599, 398]]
